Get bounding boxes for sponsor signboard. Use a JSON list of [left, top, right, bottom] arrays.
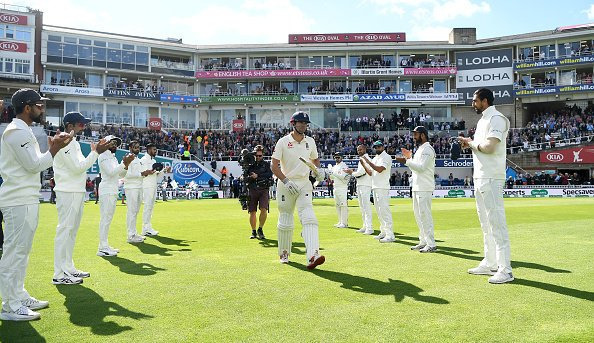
[[40, 84, 104, 97], [0, 40, 27, 52], [148, 118, 162, 131], [514, 55, 594, 70], [350, 67, 457, 76], [539, 146, 594, 164], [514, 84, 594, 97], [0, 12, 27, 25], [319, 158, 473, 169], [300, 94, 353, 102], [196, 69, 350, 79], [156, 189, 223, 200], [232, 119, 245, 132], [404, 93, 459, 101], [289, 32, 405, 44], [160, 94, 200, 104], [456, 48, 514, 105], [103, 89, 158, 100], [353, 93, 406, 102], [172, 161, 218, 186], [199, 95, 300, 104]]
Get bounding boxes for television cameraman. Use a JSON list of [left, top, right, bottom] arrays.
[[246, 145, 272, 240]]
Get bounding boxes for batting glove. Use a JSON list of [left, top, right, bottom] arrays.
[[282, 178, 300, 196]]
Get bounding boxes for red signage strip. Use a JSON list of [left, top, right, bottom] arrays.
[[539, 146, 594, 164], [289, 33, 405, 44], [0, 40, 27, 52], [0, 12, 28, 25]]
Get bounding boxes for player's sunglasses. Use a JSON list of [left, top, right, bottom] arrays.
[[255, 154, 263, 157]]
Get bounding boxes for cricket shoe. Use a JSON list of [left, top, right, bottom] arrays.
[[363, 230, 374, 235], [127, 234, 145, 243], [374, 233, 386, 240], [355, 228, 366, 233], [21, 297, 49, 311], [108, 246, 120, 253], [68, 270, 90, 278], [420, 246, 437, 253], [307, 254, 326, 270], [410, 243, 426, 251], [142, 228, 159, 236], [488, 271, 514, 284], [280, 250, 289, 264], [467, 266, 497, 276], [97, 248, 117, 257], [0, 306, 40, 321], [379, 236, 395, 243], [52, 275, 83, 285]]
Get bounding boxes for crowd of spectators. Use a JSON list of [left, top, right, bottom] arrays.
[[506, 171, 593, 186], [340, 112, 465, 132], [106, 80, 160, 93], [399, 57, 450, 68], [48, 77, 88, 87], [507, 105, 594, 152]]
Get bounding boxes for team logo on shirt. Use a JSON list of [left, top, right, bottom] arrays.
[[287, 142, 293, 148]]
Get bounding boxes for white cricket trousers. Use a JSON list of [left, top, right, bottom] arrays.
[[412, 191, 435, 247], [142, 187, 157, 230], [125, 188, 143, 238], [99, 193, 117, 250], [54, 191, 85, 279], [334, 186, 348, 226], [372, 188, 394, 239], [0, 205, 38, 311], [356, 185, 373, 231], [276, 178, 320, 262], [475, 178, 512, 274]]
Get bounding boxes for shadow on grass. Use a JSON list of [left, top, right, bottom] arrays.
[[513, 278, 594, 302], [0, 321, 46, 342], [258, 238, 324, 255], [394, 234, 445, 243], [289, 263, 449, 304], [57, 285, 153, 336], [102, 256, 166, 276], [390, 238, 570, 273], [148, 235, 194, 247], [130, 241, 192, 256]]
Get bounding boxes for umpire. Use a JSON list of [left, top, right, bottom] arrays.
[[246, 145, 272, 240]]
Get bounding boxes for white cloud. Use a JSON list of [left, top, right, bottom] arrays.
[[584, 4, 594, 19], [431, 0, 490, 22], [408, 25, 452, 41], [366, 0, 491, 22], [175, 0, 315, 45]]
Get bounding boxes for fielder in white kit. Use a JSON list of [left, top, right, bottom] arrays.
[[344, 144, 374, 235], [329, 152, 349, 228], [52, 112, 109, 285], [140, 142, 161, 237], [271, 111, 326, 269], [97, 136, 134, 257], [124, 141, 147, 243], [459, 88, 513, 284], [0, 89, 72, 321], [396, 126, 437, 253], [361, 141, 395, 243]]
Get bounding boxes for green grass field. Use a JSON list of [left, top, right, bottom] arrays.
[[0, 197, 592, 342]]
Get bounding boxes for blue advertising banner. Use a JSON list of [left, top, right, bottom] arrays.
[[319, 158, 473, 169], [514, 55, 594, 70], [353, 93, 405, 102], [172, 161, 218, 186], [514, 84, 594, 97], [160, 94, 200, 104]]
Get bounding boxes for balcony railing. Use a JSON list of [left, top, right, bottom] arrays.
[[196, 63, 456, 72], [151, 60, 195, 71]]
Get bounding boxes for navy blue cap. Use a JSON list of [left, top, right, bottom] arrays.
[[11, 88, 49, 107], [63, 111, 91, 125]]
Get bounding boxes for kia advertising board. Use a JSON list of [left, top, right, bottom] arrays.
[[0, 40, 27, 53], [455, 48, 514, 105], [0, 12, 28, 25], [539, 146, 594, 164]]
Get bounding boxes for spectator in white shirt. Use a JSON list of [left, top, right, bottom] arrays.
[[52, 112, 109, 285], [0, 89, 72, 321]]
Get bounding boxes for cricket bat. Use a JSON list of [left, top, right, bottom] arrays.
[[299, 157, 319, 177]]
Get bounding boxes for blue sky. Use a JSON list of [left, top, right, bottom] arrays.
[[13, 0, 594, 45]]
